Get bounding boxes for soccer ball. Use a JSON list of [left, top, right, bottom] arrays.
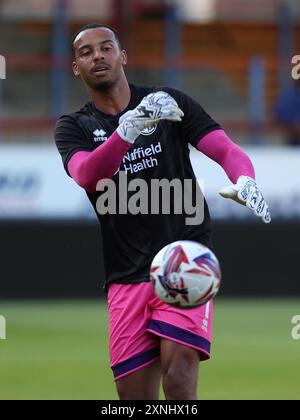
[[150, 240, 221, 308]]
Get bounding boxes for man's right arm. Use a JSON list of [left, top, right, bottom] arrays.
[[55, 91, 184, 193], [67, 132, 131, 192]]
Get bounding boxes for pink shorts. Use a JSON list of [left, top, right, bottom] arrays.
[[108, 281, 213, 381]]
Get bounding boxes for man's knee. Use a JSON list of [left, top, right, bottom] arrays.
[[161, 342, 200, 400], [163, 363, 198, 398], [163, 367, 188, 397]]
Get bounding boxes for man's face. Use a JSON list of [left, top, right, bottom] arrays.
[[72, 27, 127, 91]]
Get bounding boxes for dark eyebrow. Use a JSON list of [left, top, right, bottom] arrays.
[[101, 40, 115, 45], [78, 40, 115, 52], [78, 44, 92, 52]]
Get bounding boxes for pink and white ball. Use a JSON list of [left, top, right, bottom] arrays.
[[150, 240, 221, 309]]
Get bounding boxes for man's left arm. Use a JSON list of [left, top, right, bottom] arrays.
[[162, 89, 271, 223], [197, 129, 271, 224]]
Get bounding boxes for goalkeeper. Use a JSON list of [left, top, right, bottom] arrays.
[[54, 24, 270, 400]]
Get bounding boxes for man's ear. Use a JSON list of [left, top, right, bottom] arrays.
[[72, 61, 80, 77], [121, 50, 128, 66]]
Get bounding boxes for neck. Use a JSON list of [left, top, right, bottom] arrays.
[[88, 78, 131, 116]]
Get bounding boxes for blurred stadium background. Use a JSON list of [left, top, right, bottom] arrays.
[[0, 0, 300, 400]]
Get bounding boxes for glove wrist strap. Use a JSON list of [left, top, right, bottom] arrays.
[[117, 122, 141, 144]]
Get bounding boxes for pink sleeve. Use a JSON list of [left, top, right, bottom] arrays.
[[196, 129, 255, 184], [67, 131, 132, 192]]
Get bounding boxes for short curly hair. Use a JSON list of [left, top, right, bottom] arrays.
[[72, 23, 122, 52]]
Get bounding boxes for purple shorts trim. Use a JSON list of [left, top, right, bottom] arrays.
[[112, 346, 160, 380], [147, 319, 211, 356]]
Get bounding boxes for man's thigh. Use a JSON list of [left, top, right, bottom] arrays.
[[115, 359, 161, 400]]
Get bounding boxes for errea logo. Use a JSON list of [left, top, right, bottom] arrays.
[[93, 129, 108, 142]]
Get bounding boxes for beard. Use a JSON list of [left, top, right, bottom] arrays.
[[88, 75, 117, 92]]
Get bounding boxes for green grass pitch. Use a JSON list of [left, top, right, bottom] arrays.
[[0, 299, 299, 400]]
